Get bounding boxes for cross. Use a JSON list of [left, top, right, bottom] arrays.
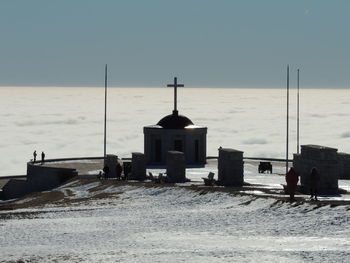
[[167, 77, 184, 115]]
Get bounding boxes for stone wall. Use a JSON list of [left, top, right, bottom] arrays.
[[144, 126, 207, 165], [293, 145, 339, 194], [338, 152, 350, 180], [2, 162, 77, 200], [2, 179, 30, 200], [218, 148, 244, 186], [27, 163, 77, 190]]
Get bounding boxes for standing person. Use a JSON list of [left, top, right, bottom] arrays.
[[286, 167, 299, 201], [41, 151, 45, 163], [310, 167, 320, 201], [103, 165, 109, 179], [116, 161, 122, 180], [33, 150, 37, 162]]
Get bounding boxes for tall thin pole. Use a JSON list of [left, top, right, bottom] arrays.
[[297, 69, 300, 154], [286, 65, 290, 174], [104, 64, 107, 159]]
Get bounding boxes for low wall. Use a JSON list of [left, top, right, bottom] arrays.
[[2, 179, 31, 200], [27, 163, 78, 190], [2, 162, 78, 200], [31, 156, 104, 164]]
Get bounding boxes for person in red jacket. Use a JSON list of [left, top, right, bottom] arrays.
[[286, 167, 299, 201]]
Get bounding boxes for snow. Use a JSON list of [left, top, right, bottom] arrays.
[[1, 182, 350, 262], [87, 169, 103, 175]]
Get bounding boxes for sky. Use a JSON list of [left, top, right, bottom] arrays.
[[0, 0, 349, 88]]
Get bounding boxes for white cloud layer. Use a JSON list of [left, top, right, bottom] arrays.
[[0, 87, 349, 175]]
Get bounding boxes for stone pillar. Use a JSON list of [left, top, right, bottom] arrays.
[[166, 151, 186, 183], [130, 152, 146, 181], [338, 152, 350, 180], [104, 154, 118, 178], [218, 148, 244, 186], [293, 145, 339, 194]]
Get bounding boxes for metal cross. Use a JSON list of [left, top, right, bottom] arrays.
[[167, 77, 184, 115]]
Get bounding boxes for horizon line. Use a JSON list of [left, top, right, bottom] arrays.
[[0, 85, 349, 89]]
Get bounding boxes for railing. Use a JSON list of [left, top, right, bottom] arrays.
[[207, 156, 293, 162], [30, 156, 133, 165], [1, 155, 293, 179]]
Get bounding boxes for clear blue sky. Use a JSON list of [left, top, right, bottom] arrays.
[[0, 0, 349, 88]]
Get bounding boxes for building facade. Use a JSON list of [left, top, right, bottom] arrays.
[[144, 110, 207, 165]]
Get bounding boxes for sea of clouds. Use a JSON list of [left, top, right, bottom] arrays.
[[0, 86, 349, 175]]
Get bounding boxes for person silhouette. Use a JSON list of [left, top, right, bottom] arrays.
[[33, 150, 37, 162], [103, 165, 110, 179], [286, 167, 299, 201], [41, 151, 45, 163], [310, 167, 320, 201], [116, 162, 122, 180]]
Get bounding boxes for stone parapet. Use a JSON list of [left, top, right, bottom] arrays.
[[300, 145, 338, 160], [166, 151, 186, 183], [2, 162, 78, 200], [104, 154, 118, 178], [130, 152, 146, 181], [293, 145, 339, 194], [218, 148, 244, 186]]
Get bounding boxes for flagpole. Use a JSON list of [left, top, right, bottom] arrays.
[[286, 65, 290, 174], [104, 64, 107, 159], [297, 69, 300, 155]]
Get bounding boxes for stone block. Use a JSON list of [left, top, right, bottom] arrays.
[[218, 148, 244, 186], [294, 145, 339, 194], [166, 151, 186, 183], [130, 152, 146, 181], [104, 154, 118, 178], [301, 145, 338, 160]]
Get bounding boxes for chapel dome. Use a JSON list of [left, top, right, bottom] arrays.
[[157, 111, 194, 129]]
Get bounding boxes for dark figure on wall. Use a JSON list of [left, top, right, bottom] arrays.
[[41, 151, 45, 163], [310, 167, 320, 201], [33, 150, 37, 162], [286, 167, 299, 201]]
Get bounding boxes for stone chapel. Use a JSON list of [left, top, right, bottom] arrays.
[[144, 77, 207, 165]]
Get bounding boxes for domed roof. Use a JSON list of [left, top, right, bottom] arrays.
[[157, 110, 194, 129]]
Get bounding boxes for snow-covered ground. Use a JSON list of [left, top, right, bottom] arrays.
[[150, 161, 350, 201], [1, 177, 350, 263]]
